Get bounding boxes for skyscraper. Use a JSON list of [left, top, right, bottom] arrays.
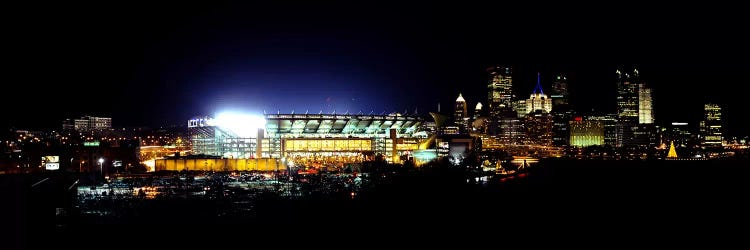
[[487, 66, 513, 135], [616, 67, 640, 147], [526, 73, 552, 114], [638, 83, 654, 124], [454, 93, 468, 132], [701, 103, 723, 148], [551, 74, 569, 106]]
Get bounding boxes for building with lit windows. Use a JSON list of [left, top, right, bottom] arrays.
[[570, 118, 604, 147], [638, 83, 654, 124], [525, 110, 553, 146], [587, 114, 617, 146], [551, 74, 568, 106], [187, 112, 429, 169], [63, 116, 112, 132], [473, 102, 483, 119], [552, 104, 575, 146], [525, 73, 552, 114], [498, 107, 524, 146], [487, 66, 513, 135], [663, 122, 692, 148], [700, 103, 722, 148], [616, 67, 640, 147], [454, 93, 468, 133]]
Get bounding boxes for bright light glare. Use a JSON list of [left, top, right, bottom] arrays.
[[215, 112, 266, 138]]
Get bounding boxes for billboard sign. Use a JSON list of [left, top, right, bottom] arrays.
[[43, 156, 60, 170]]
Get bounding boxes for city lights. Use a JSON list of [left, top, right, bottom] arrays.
[[214, 112, 266, 138]]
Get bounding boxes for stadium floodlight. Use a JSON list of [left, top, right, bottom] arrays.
[[214, 112, 266, 138]]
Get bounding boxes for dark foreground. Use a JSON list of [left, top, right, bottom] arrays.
[[4, 159, 749, 249]]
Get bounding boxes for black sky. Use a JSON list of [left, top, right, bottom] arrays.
[[4, 2, 749, 136]]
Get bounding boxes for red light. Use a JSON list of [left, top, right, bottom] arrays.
[[574, 117, 583, 121]]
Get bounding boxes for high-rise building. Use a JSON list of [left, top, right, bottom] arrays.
[[616, 67, 641, 147], [700, 103, 723, 147], [638, 83, 654, 124], [498, 107, 524, 145], [570, 118, 604, 147], [487, 66, 513, 135], [552, 105, 575, 146], [587, 114, 617, 146], [526, 73, 552, 114], [454, 93, 468, 132], [551, 74, 569, 106], [525, 110, 553, 146], [513, 99, 527, 118]]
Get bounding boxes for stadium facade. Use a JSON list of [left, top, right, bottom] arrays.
[[187, 113, 430, 169]]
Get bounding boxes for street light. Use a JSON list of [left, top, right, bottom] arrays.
[[98, 158, 104, 181]]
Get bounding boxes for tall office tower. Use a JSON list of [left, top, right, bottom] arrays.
[[526, 73, 553, 114], [499, 107, 524, 145], [638, 83, 654, 124], [700, 103, 723, 148], [615, 67, 640, 147], [487, 66, 513, 135], [454, 93, 468, 132], [513, 99, 527, 118], [551, 74, 569, 106], [552, 105, 575, 146], [525, 110, 554, 146]]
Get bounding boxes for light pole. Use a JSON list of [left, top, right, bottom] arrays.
[[98, 158, 104, 182]]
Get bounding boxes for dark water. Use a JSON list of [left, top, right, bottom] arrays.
[[4, 159, 749, 248]]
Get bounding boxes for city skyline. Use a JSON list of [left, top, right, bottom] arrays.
[[4, 2, 749, 137]]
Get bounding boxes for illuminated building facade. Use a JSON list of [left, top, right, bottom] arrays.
[[525, 73, 552, 114], [188, 113, 428, 170], [266, 113, 427, 165], [513, 99, 527, 118], [551, 74, 568, 106], [700, 103, 722, 148], [473, 102, 482, 119], [188, 116, 265, 159], [487, 66, 513, 135], [638, 83, 654, 124], [66, 116, 112, 131], [570, 119, 604, 147], [454, 93, 468, 132]]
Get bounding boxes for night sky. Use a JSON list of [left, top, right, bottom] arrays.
[[5, 2, 749, 136]]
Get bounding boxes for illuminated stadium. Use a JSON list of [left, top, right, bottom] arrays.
[[185, 112, 431, 170]]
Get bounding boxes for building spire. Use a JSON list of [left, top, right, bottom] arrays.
[[534, 72, 544, 95], [456, 93, 466, 102]]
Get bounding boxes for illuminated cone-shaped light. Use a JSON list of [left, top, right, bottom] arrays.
[[667, 141, 679, 158]]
